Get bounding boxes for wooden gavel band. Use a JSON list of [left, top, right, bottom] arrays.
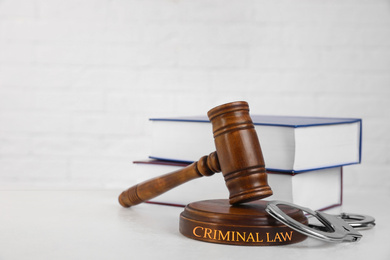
[[118, 152, 221, 208]]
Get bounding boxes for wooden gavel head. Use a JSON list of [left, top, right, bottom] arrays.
[[208, 101, 273, 204]]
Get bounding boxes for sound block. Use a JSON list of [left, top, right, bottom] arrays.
[[180, 199, 308, 246]]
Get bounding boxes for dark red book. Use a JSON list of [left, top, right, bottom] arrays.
[[132, 160, 342, 211]]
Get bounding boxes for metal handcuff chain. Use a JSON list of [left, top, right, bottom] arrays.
[[265, 201, 375, 243]]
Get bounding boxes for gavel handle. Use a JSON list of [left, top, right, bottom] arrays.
[[118, 152, 220, 208]]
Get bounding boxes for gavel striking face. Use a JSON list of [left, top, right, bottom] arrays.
[[119, 101, 272, 207]]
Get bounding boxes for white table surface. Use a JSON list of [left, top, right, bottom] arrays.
[[0, 189, 388, 260]]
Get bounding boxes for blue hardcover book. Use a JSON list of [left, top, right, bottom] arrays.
[[149, 115, 362, 173]]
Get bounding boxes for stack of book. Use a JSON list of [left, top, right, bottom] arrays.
[[133, 115, 362, 211]]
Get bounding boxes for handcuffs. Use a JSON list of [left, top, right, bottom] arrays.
[[266, 201, 376, 243]]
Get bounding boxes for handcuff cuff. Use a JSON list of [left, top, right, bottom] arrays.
[[266, 201, 376, 243]]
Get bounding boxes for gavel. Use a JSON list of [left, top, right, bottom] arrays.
[[119, 101, 273, 207]]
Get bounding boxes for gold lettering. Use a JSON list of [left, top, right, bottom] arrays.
[[193, 227, 291, 244], [218, 230, 230, 241], [246, 232, 255, 242], [204, 228, 213, 239], [256, 232, 263, 242], [193, 226, 203, 238], [236, 231, 246, 242], [267, 233, 274, 242], [280, 231, 293, 241], [274, 233, 282, 242]]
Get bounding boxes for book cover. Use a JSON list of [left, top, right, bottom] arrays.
[[149, 115, 362, 173], [132, 160, 343, 211]]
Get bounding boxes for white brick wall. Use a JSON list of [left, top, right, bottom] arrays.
[[0, 0, 389, 192]]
